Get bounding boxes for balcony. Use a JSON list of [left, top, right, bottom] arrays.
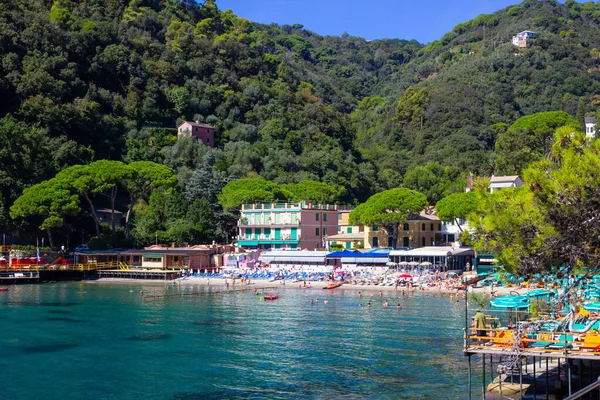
[[238, 219, 300, 227], [237, 234, 300, 242]]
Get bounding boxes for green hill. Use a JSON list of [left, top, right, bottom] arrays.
[[2, 0, 600, 243]]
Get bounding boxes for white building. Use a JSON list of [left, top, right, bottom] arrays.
[[489, 175, 524, 193], [585, 117, 596, 138], [512, 30, 536, 48]]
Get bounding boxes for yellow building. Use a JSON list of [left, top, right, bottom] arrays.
[[331, 209, 443, 249], [330, 209, 364, 250]]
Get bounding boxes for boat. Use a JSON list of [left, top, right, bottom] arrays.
[[323, 282, 343, 289], [0, 287, 8, 291], [263, 294, 279, 300]]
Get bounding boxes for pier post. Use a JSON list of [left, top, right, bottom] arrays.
[[482, 354, 486, 399], [546, 358, 549, 399], [519, 358, 523, 400], [468, 354, 472, 400], [568, 359, 572, 396], [533, 356, 536, 400]]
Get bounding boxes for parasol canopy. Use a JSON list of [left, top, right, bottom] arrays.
[[420, 261, 432, 267]]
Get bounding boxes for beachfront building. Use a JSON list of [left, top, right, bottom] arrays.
[[389, 246, 474, 272], [586, 116, 597, 138], [329, 208, 364, 250], [489, 175, 524, 193], [177, 120, 215, 148], [258, 250, 333, 270], [95, 208, 123, 227], [441, 218, 469, 245], [236, 202, 339, 251], [327, 248, 391, 270], [365, 210, 443, 249]]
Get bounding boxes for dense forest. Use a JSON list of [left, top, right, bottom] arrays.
[[2, 0, 600, 248]]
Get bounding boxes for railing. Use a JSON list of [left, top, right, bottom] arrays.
[[237, 235, 300, 241], [564, 377, 600, 400]]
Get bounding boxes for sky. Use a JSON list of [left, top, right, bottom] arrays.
[[216, 0, 528, 43]]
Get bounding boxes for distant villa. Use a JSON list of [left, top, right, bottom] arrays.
[[512, 30, 536, 48], [177, 120, 215, 148]]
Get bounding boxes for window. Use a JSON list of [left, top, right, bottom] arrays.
[[372, 237, 379, 248], [338, 213, 342, 220], [323, 228, 327, 235], [421, 237, 426, 246], [323, 213, 327, 221], [347, 227, 352, 233], [207, 128, 210, 133], [338, 226, 341, 232], [438, 224, 441, 231], [430, 223, 434, 231], [179, 128, 182, 132], [372, 225, 378, 232], [207, 137, 210, 143], [195, 127, 198, 132], [403, 223, 409, 231], [430, 238, 434, 245], [316, 214, 319, 221], [316, 228, 320, 236], [421, 223, 426, 231]]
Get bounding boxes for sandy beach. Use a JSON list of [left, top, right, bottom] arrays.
[[89, 276, 524, 297]]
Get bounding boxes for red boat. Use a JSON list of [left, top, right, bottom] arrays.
[[263, 294, 279, 300], [323, 282, 343, 290], [0, 287, 8, 292]]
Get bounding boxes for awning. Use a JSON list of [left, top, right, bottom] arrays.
[[143, 253, 165, 258], [238, 241, 259, 246]]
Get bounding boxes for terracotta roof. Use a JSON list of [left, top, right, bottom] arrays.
[[178, 121, 214, 129]]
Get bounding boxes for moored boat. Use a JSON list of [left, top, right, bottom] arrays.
[[0, 287, 8, 291], [263, 294, 279, 300], [323, 282, 343, 289]]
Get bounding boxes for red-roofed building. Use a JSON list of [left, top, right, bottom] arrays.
[[177, 120, 215, 148]]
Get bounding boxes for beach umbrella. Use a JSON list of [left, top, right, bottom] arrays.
[[386, 262, 396, 266], [408, 261, 419, 266], [420, 261, 432, 267], [400, 273, 412, 279], [399, 261, 409, 266]]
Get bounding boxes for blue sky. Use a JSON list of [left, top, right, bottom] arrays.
[[216, 0, 525, 43]]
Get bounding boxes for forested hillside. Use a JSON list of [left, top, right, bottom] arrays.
[[2, 0, 600, 246]]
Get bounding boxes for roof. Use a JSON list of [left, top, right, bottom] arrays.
[[329, 233, 364, 240], [259, 250, 329, 263], [585, 117, 597, 124], [341, 257, 388, 264], [178, 121, 214, 129], [96, 208, 123, 214], [490, 175, 521, 183], [389, 246, 474, 257], [327, 250, 361, 257]]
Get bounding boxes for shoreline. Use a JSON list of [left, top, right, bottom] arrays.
[[87, 276, 525, 296]]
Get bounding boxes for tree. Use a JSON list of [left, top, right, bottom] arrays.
[[10, 179, 80, 248], [218, 178, 291, 209], [472, 130, 600, 274], [349, 188, 428, 248], [435, 191, 478, 232], [281, 180, 345, 204], [124, 161, 177, 238], [494, 111, 580, 174]]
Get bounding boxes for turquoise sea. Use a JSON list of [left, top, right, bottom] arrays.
[[0, 282, 480, 399]]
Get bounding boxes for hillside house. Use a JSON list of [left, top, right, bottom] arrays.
[[177, 121, 215, 148], [512, 30, 536, 48], [489, 175, 524, 193], [585, 117, 596, 138]]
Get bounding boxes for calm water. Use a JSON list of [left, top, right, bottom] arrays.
[[0, 282, 480, 399]]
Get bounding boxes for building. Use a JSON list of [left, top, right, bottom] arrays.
[[363, 210, 442, 249], [512, 30, 536, 48], [258, 250, 332, 270], [330, 208, 364, 250], [441, 218, 469, 245], [236, 202, 339, 251], [489, 175, 524, 193], [177, 120, 215, 148], [95, 208, 123, 227], [585, 116, 596, 138], [389, 246, 475, 272]]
